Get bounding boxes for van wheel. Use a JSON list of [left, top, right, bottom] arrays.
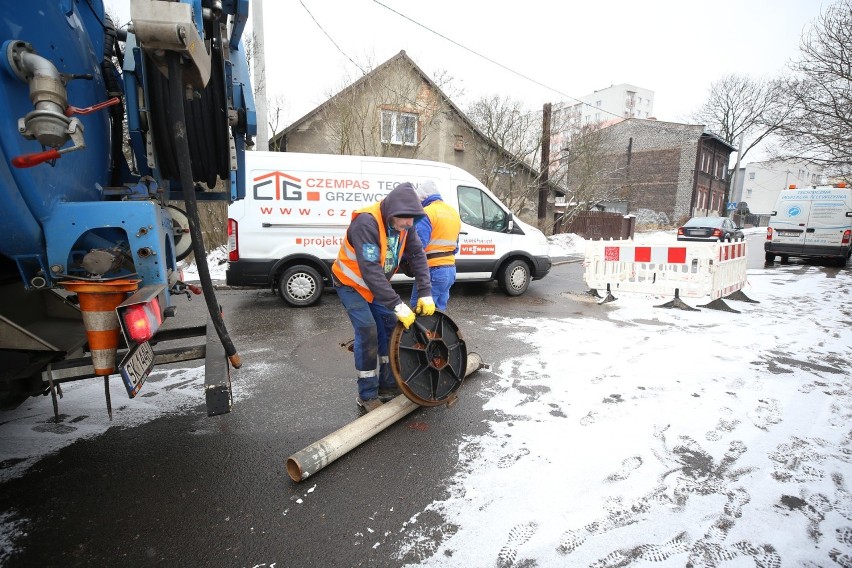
[[498, 260, 531, 296], [278, 265, 323, 307], [765, 252, 776, 263]]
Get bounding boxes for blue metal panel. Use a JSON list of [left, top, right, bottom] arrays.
[[0, 0, 112, 261], [43, 201, 178, 306]]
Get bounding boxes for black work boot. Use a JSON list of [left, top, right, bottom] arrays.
[[356, 397, 384, 412], [378, 386, 403, 402]]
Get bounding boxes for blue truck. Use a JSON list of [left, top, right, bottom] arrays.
[[0, 0, 255, 417]]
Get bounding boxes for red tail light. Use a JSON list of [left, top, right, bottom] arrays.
[[677, 227, 684, 236], [712, 228, 722, 237], [843, 230, 851, 245], [122, 298, 163, 343], [228, 218, 239, 261], [766, 227, 773, 241]]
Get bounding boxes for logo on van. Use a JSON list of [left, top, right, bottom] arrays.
[[786, 205, 802, 217], [253, 171, 309, 201], [460, 244, 496, 255]]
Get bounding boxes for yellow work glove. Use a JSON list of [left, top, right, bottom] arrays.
[[415, 296, 436, 316], [394, 303, 416, 329]]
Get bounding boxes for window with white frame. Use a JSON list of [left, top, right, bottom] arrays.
[[381, 110, 418, 146]]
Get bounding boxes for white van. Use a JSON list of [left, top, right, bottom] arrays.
[[226, 152, 552, 306], [765, 183, 852, 266]]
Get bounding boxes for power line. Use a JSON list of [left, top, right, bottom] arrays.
[[370, 0, 623, 120], [298, 0, 368, 75]]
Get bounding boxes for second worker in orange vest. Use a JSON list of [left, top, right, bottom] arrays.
[[407, 180, 462, 311]]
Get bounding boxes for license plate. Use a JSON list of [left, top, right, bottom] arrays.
[[119, 341, 155, 398], [776, 230, 800, 237]]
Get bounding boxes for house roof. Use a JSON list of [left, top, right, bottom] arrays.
[[700, 130, 737, 152], [600, 117, 737, 152], [271, 50, 565, 192]]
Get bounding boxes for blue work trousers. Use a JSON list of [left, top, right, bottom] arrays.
[[336, 284, 398, 400], [410, 265, 456, 311]]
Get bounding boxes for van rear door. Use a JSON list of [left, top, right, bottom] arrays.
[[771, 191, 812, 253], [802, 189, 852, 252]]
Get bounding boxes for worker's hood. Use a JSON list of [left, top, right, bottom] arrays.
[[380, 182, 425, 221]]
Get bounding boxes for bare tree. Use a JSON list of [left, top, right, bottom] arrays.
[[773, 0, 852, 179], [550, 122, 623, 225], [267, 94, 289, 151], [465, 95, 542, 215], [690, 74, 789, 161]]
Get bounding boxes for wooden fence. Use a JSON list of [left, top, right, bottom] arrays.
[[554, 211, 636, 240]]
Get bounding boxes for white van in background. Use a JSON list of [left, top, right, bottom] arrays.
[[226, 152, 552, 306], [765, 183, 852, 266]]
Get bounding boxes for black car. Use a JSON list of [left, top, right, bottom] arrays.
[[677, 217, 744, 242]]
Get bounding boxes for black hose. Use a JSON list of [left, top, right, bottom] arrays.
[[167, 53, 241, 368]]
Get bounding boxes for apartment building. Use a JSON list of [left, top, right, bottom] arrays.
[[550, 83, 655, 172]]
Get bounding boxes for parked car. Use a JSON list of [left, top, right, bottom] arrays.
[[677, 217, 744, 242]]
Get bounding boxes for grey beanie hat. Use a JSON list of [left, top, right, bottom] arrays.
[[415, 179, 440, 201]]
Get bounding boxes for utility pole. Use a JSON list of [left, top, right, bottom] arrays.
[[252, 0, 268, 151], [728, 134, 743, 218], [537, 103, 551, 225]]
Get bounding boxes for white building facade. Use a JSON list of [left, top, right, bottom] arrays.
[[549, 84, 655, 170], [735, 159, 824, 216]]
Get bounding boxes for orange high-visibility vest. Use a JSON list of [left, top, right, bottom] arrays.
[[332, 202, 409, 302], [423, 200, 461, 267]]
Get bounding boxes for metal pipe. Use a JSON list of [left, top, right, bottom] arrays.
[[286, 352, 486, 482]]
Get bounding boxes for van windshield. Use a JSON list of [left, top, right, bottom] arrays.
[[458, 185, 508, 232]]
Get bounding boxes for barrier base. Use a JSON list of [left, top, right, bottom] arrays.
[[698, 298, 741, 313], [655, 290, 698, 311], [599, 292, 617, 304], [725, 289, 759, 304], [587, 289, 602, 299]]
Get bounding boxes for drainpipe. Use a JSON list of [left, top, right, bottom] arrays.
[[286, 353, 486, 482]]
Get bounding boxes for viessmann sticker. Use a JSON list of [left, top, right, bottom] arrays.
[[460, 244, 496, 255]]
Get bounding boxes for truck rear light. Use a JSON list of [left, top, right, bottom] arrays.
[[843, 230, 851, 245], [122, 298, 163, 343], [228, 218, 239, 261], [766, 227, 773, 241]]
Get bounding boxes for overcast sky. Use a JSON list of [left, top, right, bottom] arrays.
[[109, 0, 830, 155]]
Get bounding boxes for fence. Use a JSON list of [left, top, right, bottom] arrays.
[[583, 239, 755, 312], [555, 211, 636, 240]]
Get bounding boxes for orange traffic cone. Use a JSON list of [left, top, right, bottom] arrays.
[[61, 279, 140, 375]]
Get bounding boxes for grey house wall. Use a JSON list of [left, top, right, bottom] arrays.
[[600, 119, 706, 225]]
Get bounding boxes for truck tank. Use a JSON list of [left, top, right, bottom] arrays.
[[0, 0, 255, 417]]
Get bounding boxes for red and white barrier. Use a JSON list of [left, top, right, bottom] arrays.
[[583, 239, 748, 300]]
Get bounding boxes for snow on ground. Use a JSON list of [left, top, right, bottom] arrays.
[[392, 244, 852, 567], [178, 245, 228, 282]]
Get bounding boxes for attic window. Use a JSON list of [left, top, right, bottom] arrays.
[[381, 110, 418, 146]]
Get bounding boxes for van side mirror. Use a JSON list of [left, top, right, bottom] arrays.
[[507, 215, 514, 232]]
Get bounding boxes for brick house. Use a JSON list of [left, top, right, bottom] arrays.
[[556, 118, 735, 226], [269, 50, 557, 231]]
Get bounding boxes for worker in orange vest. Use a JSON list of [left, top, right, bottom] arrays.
[[332, 182, 435, 412], [408, 180, 462, 311]]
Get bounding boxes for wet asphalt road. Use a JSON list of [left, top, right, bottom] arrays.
[[0, 235, 771, 567]]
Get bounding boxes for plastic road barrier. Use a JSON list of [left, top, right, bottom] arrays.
[[583, 239, 749, 304]]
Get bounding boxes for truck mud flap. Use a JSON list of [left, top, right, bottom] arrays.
[[204, 315, 232, 416]]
